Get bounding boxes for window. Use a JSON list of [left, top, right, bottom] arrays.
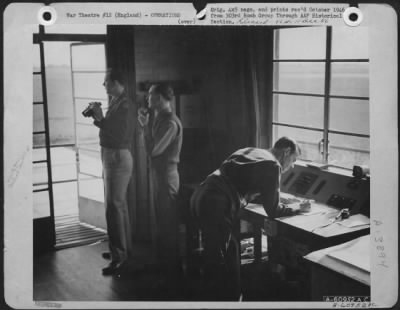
[[272, 26, 369, 169], [32, 27, 106, 221]]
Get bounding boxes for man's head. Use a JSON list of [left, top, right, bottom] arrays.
[[103, 68, 125, 97], [147, 83, 174, 110], [271, 137, 301, 173]]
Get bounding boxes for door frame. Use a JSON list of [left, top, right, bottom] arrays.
[[70, 42, 107, 229], [32, 30, 106, 251]]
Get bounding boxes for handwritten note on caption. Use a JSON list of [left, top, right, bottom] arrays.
[[209, 6, 345, 25], [373, 220, 388, 269]]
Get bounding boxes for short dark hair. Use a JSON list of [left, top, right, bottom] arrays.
[[107, 68, 126, 85], [151, 83, 174, 101], [273, 136, 301, 155]]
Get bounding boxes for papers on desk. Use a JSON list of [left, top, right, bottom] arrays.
[[304, 235, 370, 286], [337, 214, 370, 228], [277, 205, 370, 237], [298, 209, 327, 216], [280, 195, 301, 205], [280, 194, 324, 216], [326, 235, 370, 272]]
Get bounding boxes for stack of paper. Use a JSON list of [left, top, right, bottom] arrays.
[[337, 214, 370, 228], [327, 236, 370, 272]]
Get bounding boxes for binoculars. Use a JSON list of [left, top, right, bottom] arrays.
[[82, 102, 102, 117]]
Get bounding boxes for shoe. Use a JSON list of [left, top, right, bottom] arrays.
[[102, 262, 123, 276], [113, 263, 145, 279], [102, 252, 111, 260]]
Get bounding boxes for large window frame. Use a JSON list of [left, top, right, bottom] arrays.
[[272, 26, 370, 167]]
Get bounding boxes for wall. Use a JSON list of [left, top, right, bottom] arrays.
[[134, 26, 259, 183]]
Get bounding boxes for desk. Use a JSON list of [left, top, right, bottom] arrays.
[[304, 235, 370, 300], [239, 202, 370, 300], [240, 201, 370, 262]]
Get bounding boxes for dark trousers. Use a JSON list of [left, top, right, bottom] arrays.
[[151, 163, 180, 268], [101, 147, 133, 264], [191, 187, 241, 301]]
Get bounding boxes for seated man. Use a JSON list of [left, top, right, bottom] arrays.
[[190, 136, 302, 300]]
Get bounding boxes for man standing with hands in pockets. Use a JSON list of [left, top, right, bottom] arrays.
[[138, 83, 183, 281]]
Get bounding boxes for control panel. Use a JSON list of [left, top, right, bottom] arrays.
[[287, 172, 318, 195], [281, 162, 370, 216]]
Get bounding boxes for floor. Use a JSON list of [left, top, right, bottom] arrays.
[[33, 146, 109, 248], [33, 239, 303, 303], [32, 147, 300, 302], [34, 240, 183, 301], [55, 214, 108, 249], [33, 146, 103, 219]]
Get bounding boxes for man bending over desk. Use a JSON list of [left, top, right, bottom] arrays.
[[190, 136, 304, 300]]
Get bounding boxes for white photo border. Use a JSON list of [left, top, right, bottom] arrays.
[[3, 2, 398, 309]]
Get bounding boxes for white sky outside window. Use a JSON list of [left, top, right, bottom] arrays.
[[32, 25, 107, 218], [331, 26, 368, 59], [273, 26, 370, 169], [274, 27, 326, 60]]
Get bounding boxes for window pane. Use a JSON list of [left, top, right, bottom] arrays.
[[273, 125, 323, 163], [33, 147, 46, 162], [274, 27, 326, 60], [79, 148, 102, 178], [329, 98, 369, 135], [33, 44, 41, 73], [46, 64, 75, 145], [33, 107, 45, 147], [40, 42, 106, 146], [330, 63, 369, 97], [33, 147, 49, 218], [33, 74, 43, 102], [79, 142, 100, 153], [33, 147, 78, 183], [33, 104, 45, 132], [273, 94, 324, 129], [44, 41, 77, 68], [273, 62, 325, 94], [78, 177, 104, 202], [71, 44, 106, 71], [34, 180, 79, 220], [32, 147, 48, 185], [328, 134, 369, 169], [33, 189, 50, 218], [33, 161, 48, 186], [76, 123, 100, 145], [332, 26, 368, 59], [72, 72, 108, 99], [53, 182, 78, 217], [51, 147, 77, 183]]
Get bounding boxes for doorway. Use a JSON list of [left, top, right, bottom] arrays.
[[32, 30, 109, 251]]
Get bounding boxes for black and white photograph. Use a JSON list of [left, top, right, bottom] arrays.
[[2, 2, 398, 308]]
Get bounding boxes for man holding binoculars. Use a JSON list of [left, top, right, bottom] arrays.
[[84, 68, 135, 275]]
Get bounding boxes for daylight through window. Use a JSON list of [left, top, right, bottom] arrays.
[[272, 26, 369, 169]]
